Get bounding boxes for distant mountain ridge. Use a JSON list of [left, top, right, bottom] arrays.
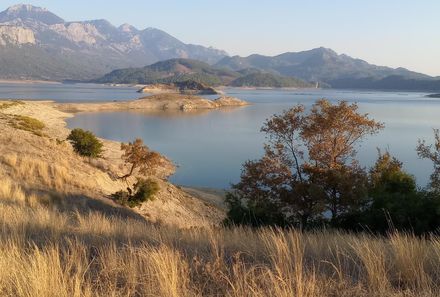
[[95, 58, 314, 88], [215, 48, 440, 91], [0, 4, 439, 91], [0, 4, 227, 80]]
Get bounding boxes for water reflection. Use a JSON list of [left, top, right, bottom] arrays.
[[67, 88, 440, 189]]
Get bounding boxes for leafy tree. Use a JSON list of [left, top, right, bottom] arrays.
[[227, 100, 383, 228], [359, 151, 440, 234], [417, 129, 440, 192], [119, 138, 162, 180], [67, 128, 103, 158]]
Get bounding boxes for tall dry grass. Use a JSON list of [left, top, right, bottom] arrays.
[[0, 178, 439, 297]]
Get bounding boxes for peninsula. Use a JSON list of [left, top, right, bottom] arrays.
[[57, 93, 249, 112]]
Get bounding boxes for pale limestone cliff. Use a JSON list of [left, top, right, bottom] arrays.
[[0, 25, 35, 45]]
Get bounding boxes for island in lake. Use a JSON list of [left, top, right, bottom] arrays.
[[57, 93, 249, 112]]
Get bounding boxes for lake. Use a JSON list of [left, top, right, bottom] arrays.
[[1, 82, 434, 189], [0, 82, 139, 102], [60, 87, 440, 189]]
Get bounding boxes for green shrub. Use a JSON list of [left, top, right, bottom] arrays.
[[67, 128, 103, 158], [111, 178, 160, 208]]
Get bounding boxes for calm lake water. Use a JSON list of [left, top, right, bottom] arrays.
[[61, 87, 440, 189], [4, 82, 434, 189], [0, 82, 139, 102]]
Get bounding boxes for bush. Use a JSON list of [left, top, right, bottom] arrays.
[[67, 128, 103, 158], [112, 178, 160, 208]]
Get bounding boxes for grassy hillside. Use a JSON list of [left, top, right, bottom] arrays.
[[1, 183, 440, 296], [0, 100, 224, 228]]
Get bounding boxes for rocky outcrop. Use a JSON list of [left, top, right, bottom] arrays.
[[49, 22, 106, 45], [0, 25, 35, 45]]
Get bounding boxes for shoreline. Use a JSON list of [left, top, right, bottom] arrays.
[[0, 79, 62, 84], [0, 99, 227, 227]]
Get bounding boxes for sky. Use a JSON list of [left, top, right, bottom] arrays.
[[2, 0, 440, 76]]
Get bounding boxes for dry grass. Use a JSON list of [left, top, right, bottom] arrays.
[[0, 100, 24, 110], [8, 114, 46, 136], [1, 153, 74, 192], [0, 178, 439, 297]]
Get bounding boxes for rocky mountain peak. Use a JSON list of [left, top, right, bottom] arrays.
[[6, 4, 46, 13], [0, 4, 64, 25], [119, 23, 137, 33]]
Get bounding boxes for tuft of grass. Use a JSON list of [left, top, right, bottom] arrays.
[[8, 115, 46, 136], [0, 100, 24, 110]]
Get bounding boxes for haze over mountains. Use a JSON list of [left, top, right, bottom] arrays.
[[214, 48, 440, 91], [0, 4, 439, 90], [0, 4, 226, 80], [95, 58, 314, 88]]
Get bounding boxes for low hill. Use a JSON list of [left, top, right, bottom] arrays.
[[427, 93, 440, 98], [94, 58, 240, 86], [329, 75, 440, 91], [230, 72, 314, 88], [95, 58, 313, 88]]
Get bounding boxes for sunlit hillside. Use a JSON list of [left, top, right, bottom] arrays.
[[0, 178, 439, 296]]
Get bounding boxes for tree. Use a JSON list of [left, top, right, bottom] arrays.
[[359, 150, 440, 234], [301, 100, 383, 220], [119, 138, 163, 180], [227, 99, 383, 228], [67, 128, 103, 158], [417, 129, 440, 192], [111, 178, 160, 208]]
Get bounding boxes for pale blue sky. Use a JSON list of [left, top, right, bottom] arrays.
[[2, 1, 440, 76]]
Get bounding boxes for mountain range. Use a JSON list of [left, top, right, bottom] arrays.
[[214, 48, 440, 91], [0, 4, 226, 80], [0, 4, 439, 91]]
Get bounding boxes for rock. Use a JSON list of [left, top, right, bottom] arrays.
[[0, 26, 35, 45]]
